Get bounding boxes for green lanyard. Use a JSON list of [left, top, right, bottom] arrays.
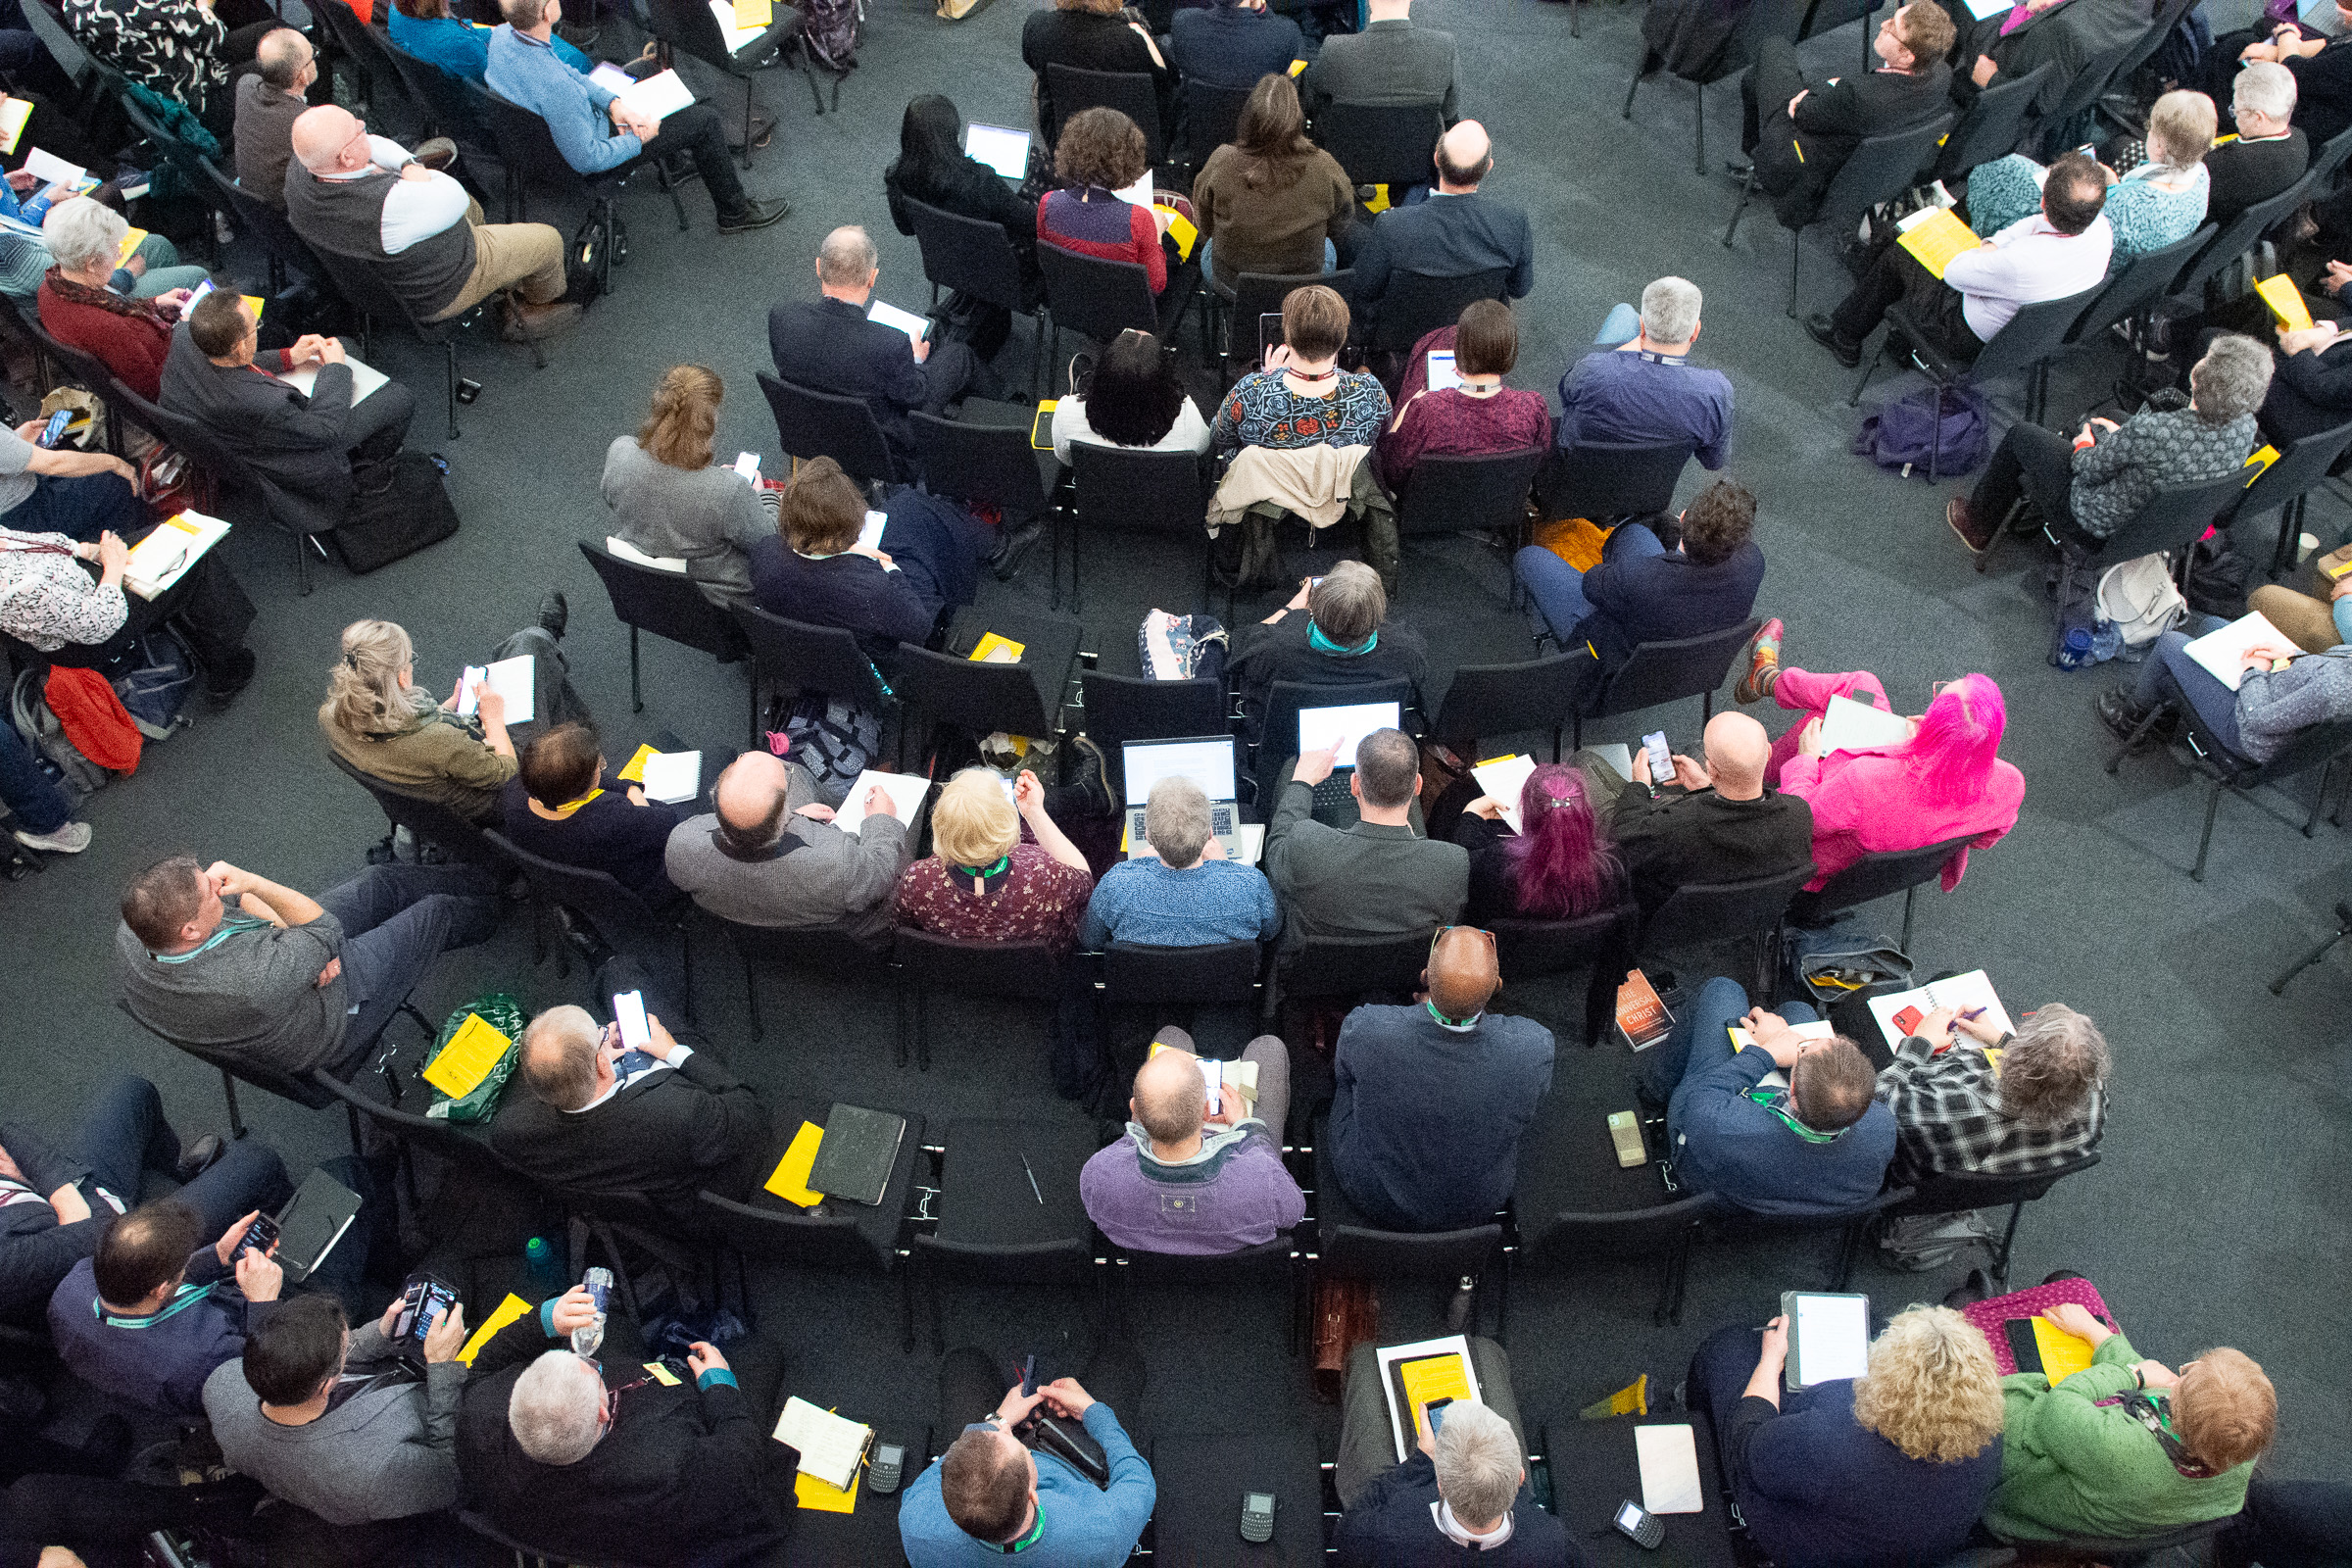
[[958, 855, 1010, 895], [1742, 1086, 1842, 1144], [1426, 1000, 1480, 1031], [996, 1511, 1046, 1553]]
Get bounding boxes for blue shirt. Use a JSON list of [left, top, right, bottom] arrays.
[[388, 8, 590, 82], [1667, 1046, 1896, 1217], [1079, 858, 1279, 949], [900, 1402, 1155, 1568], [484, 23, 639, 173], [1555, 347, 1734, 470]]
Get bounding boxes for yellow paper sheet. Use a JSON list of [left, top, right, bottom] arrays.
[[1398, 1353, 1473, 1446], [1364, 183, 1393, 216], [1287, 57, 1307, 75], [2031, 1318, 2095, 1384], [644, 1360, 681, 1386], [764, 1121, 825, 1206], [1161, 208, 1198, 262], [733, 0, 772, 24], [0, 99, 31, 156], [422, 1012, 512, 1099], [2243, 444, 2280, 486], [968, 631, 1025, 663], [796, 1468, 860, 1513], [614, 742, 659, 784], [116, 227, 150, 266], [458, 1293, 531, 1364], [2255, 273, 2313, 333], [1895, 208, 1981, 280]]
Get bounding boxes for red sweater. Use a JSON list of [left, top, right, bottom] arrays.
[[1038, 188, 1166, 295], [37, 278, 174, 402]]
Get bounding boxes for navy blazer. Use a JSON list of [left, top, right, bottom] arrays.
[[1350, 193, 1535, 325], [1576, 539, 1765, 671], [1171, 5, 1303, 88], [766, 295, 931, 455]]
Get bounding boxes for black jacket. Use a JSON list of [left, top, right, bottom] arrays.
[[2204, 128, 2307, 225], [1019, 8, 1172, 136], [1610, 781, 1815, 915], [1228, 612, 1430, 748], [885, 151, 1041, 274], [0, 1118, 101, 1324], [767, 295, 933, 458], [487, 1050, 772, 1205], [1333, 1453, 1590, 1566], [1170, 3, 1302, 88], [1768, 62, 1952, 224], [2288, 36, 2352, 146], [1575, 539, 1766, 673]]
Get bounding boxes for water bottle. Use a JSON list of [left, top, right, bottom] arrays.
[[573, 1266, 612, 1357], [2055, 627, 2093, 671], [2089, 620, 2124, 664], [523, 1236, 564, 1297]]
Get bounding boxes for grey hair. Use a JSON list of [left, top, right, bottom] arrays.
[[2233, 60, 2296, 125], [1996, 1003, 2110, 1126], [1143, 775, 1211, 868], [1308, 560, 1386, 647], [1639, 276, 1702, 345], [2188, 333, 2274, 424], [508, 1351, 605, 1465], [1432, 1401, 1520, 1530], [817, 224, 877, 286], [41, 198, 128, 275], [2144, 89, 2218, 172], [498, 0, 549, 26]]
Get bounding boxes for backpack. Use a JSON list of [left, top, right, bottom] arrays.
[[333, 451, 460, 573], [801, 0, 860, 74], [2183, 530, 2252, 617], [111, 626, 198, 738], [564, 211, 608, 307], [12, 666, 119, 795], [1852, 385, 1990, 478], [776, 691, 880, 803], [1878, 1210, 1994, 1271], [2095, 552, 2187, 648]]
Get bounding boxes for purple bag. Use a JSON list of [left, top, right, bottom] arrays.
[[1851, 385, 1991, 477]]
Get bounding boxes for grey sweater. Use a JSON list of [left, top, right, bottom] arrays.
[[202, 1323, 466, 1524], [114, 912, 350, 1073], [2234, 646, 2352, 762], [663, 760, 910, 945], [600, 435, 771, 611]]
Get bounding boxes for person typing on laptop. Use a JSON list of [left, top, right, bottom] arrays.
[[1263, 727, 1467, 952], [1082, 778, 1280, 949]]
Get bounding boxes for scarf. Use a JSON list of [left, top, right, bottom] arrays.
[[42, 267, 164, 322], [1308, 623, 1378, 657]]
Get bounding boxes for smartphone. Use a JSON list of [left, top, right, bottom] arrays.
[[184, 278, 215, 310], [1423, 1396, 1454, 1437], [1891, 1004, 1926, 1036], [1607, 1109, 1646, 1168], [1258, 311, 1285, 366], [1614, 1498, 1666, 1548], [612, 989, 650, 1052], [1240, 1492, 1275, 1544], [393, 1276, 457, 1348], [238, 1212, 279, 1257], [34, 409, 69, 449], [1642, 730, 1672, 780]]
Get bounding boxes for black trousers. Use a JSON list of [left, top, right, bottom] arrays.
[[35, 547, 257, 679], [614, 102, 751, 219], [1969, 420, 2077, 537], [1829, 241, 1984, 362], [938, 1342, 1147, 1445], [1739, 35, 1807, 178]]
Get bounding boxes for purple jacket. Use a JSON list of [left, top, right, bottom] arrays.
[[1080, 1124, 1304, 1254]]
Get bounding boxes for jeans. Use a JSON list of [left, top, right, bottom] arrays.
[[618, 101, 751, 218], [1595, 302, 1642, 347], [0, 472, 147, 542], [319, 862, 504, 1071], [1640, 975, 1819, 1106], [1512, 515, 1668, 644], [0, 719, 71, 834], [70, 1073, 292, 1229], [2135, 619, 2245, 754]]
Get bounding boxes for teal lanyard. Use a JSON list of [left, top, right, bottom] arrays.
[[1308, 624, 1378, 657], [1426, 1000, 1480, 1031], [151, 912, 270, 965], [1742, 1086, 1842, 1144]]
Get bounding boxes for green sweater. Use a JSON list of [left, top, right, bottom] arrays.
[[1984, 1331, 2253, 1543]]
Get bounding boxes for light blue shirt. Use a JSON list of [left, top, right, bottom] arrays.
[[899, 1403, 1155, 1568], [484, 23, 639, 173], [1078, 858, 1279, 950]]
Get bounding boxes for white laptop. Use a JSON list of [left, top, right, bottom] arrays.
[[964, 122, 1031, 181], [1123, 736, 1240, 849]]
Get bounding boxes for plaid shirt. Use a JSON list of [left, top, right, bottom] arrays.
[[1875, 1035, 2104, 1184]]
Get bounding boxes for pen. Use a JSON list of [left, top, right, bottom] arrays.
[[1020, 1152, 1043, 1204]]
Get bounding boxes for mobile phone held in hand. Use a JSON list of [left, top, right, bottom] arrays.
[[1642, 730, 1672, 780], [35, 409, 69, 449], [1021, 1354, 1038, 1397], [239, 1213, 279, 1257], [612, 989, 650, 1052]]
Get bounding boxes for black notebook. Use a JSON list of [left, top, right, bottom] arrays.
[[273, 1167, 363, 1285], [807, 1104, 907, 1207]]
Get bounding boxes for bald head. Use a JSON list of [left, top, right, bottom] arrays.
[[1435, 121, 1493, 189], [711, 752, 791, 858], [1132, 1047, 1209, 1147], [1427, 926, 1498, 1021], [816, 224, 879, 293], [291, 105, 365, 173], [257, 26, 313, 89], [1701, 711, 1770, 801]]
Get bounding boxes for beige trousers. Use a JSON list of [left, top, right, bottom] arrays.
[[430, 202, 566, 319]]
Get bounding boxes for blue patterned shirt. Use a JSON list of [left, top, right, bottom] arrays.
[[1079, 858, 1279, 949]]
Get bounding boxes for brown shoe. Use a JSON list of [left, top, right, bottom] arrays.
[[1946, 495, 1992, 554], [414, 137, 458, 171], [502, 299, 583, 343]]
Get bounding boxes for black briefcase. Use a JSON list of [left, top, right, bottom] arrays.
[[332, 452, 460, 574]]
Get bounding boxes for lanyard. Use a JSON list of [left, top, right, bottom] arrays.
[[996, 1511, 1046, 1553], [1426, 1000, 1480, 1031], [1741, 1086, 1842, 1144], [958, 855, 1009, 896], [1308, 624, 1378, 657], [549, 788, 604, 817]]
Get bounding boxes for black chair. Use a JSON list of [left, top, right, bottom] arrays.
[[1509, 1192, 1724, 1328], [2269, 897, 2352, 994], [1786, 832, 1976, 950], [1426, 653, 1590, 763], [2166, 179, 2313, 306], [116, 1001, 366, 1153], [1982, 467, 2247, 580], [1707, 1184, 1914, 1289], [905, 1118, 1104, 1352], [903, 195, 1046, 394], [1313, 98, 1445, 190], [1065, 442, 1213, 612], [1567, 616, 1762, 752], [1880, 1152, 2102, 1288], [377, 34, 507, 184], [299, 244, 482, 442], [2105, 698, 2352, 882], [313, 1, 418, 136], [307, 1059, 538, 1213], [1112, 1235, 1302, 1353], [733, 604, 898, 758], [754, 370, 899, 487], [1853, 282, 2103, 462], [1393, 446, 1547, 598], [725, 918, 889, 1038], [1638, 860, 1820, 997], [1275, 929, 1434, 1019], [1218, 267, 1333, 378], [1533, 439, 1695, 526], [482, 88, 685, 296], [1181, 77, 1254, 172], [1934, 62, 2053, 183], [481, 828, 693, 1009], [644, 0, 803, 162], [892, 930, 1061, 1071], [1039, 242, 1167, 366], [2230, 414, 2352, 573], [575, 538, 749, 712], [1491, 905, 1635, 1049], [895, 614, 1084, 753], [122, 101, 235, 262], [1622, 0, 1810, 174], [1724, 117, 1952, 317], [2062, 223, 2210, 366], [2093, 0, 2204, 137], [1077, 668, 1226, 756], [909, 410, 1057, 529], [1098, 939, 1265, 1018], [1252, 675, 1417, 807], [696, 1187, 905, 1304], [1368, 266, 1512, 356], [1046, 63, 1167, 166], [1312, 1137, 1503, 1329], [111, 381, 342, 593], [2033, 33, 2139, 158], [326, 751, 516, 870], [198, 158, 335, 298]]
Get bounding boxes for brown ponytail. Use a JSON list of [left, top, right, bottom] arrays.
[[636, 365, 723, 470]]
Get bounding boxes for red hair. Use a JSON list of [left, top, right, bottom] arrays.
[[1502, 764, 1623, 917]]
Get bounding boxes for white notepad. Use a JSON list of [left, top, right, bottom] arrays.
[[639, 750, 703, 805], [1816, 693, 1914, 755], [771, 1396, 870, 1491], [830, 768, 931, 832], [615, 67, 696, 122], [123, 511, 228, 601], [455, 654, 534, 723], [866, 299, 930, 345], [275, 355, 393, 407], [1634, 1424, 1704, 1514], [1468, 753, 1538, 833], [1426, 350, 1461, 393], [606, 534, 688, 571], [1865, 968, 2018, 1051], [21, 146, 81, 189], [2184, 610, 2289, 692]]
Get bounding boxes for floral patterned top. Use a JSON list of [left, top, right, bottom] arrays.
[[0, 528, 127, 651], [1210, 368, 1392, 457], [63, 0, 230, 111], [893, 841, 1096, 955]]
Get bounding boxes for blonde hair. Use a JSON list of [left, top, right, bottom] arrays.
[[636, 366, 721, 470], [318, 619, 434, 742], [2147, 89, 2219, 172], [930, 767, 1019, 868], [2174, 1348, 2276, 1471], [1850, 1306, 2005, 1463]]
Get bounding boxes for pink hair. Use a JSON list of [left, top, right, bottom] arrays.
[[1503, 763, 1624, 917], [1904, 673, 2006, 808]]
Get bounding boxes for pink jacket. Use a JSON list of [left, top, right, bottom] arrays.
[[1777, 749, 2025, 892]]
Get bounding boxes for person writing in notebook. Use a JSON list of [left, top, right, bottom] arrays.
[[1079, 1030, 1301, 1255], [1262, 727, 1467, 953], [1877, 1001, 2109, 1183], [663, 750, 912, 948], [2099, 609, 2352, 765]]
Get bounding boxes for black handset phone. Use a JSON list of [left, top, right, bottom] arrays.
[[1259, 312, 1285, 366], [1614, 1498, 1666, 1548], [1021, 1354, 1038, 1397], [393, 1276, 457, 1353], [238, 1212, 279, 1257]]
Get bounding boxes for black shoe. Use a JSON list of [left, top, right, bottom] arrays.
[[1941, 1267, 1990, 1309], [1803, 314, 1862, 369], [716, 198, 791, 234], [200, 647, 256, 708], [175, 1133, 224, 1181], [1724, 156, 1754, 178], [538, 589, 568, 640], [990, 516, 1043, 581], [1063, 734, 1116, 817], [2096, 686, 2175, 743]]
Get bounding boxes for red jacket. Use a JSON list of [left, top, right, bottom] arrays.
[[37, 278, 174, 403]]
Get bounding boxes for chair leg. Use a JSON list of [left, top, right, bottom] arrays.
[[1721, 170, 1756, 248], [1692, 80, 1706, 177], [346, 1102, 364, 1158], [629, 626, 643, 712], [1848, 342, 1883, 407], [2190, 776, 2225, 882], [1990, 1200, 2025, 1288], [1975, 496, 2024, 575], [293, 526, 312, 596], [220, 1068, 245, 1140], [2104, 701, 2170, 773], [1622, 66, 1642, 120], [1787, 225, 1803, 318], [2304, 759, 2332, 839], [2268, 905, 2352, 994], [1899, 883, 1917, 953], [442, 341, 459, 441]]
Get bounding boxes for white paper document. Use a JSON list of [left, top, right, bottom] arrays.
[[1468, 753, 1538, 833], [606, 534, 687, 571], [1634, 1424, 1705, 1514], [638, 750, 703, 805], [123, 511, 228, 601], [831, 768, 932, 832], [276, 354, 393, 408], [1787, 1292, 1872, 1388], [455, 654, 535, 723], [1817, 693, 1914, 756], [616, 68, 696, 122], [706, 0, 767, 50], [1425, 350, 1461, 393], [866, 299, 931, 344], [2184, 610, 2289, 692], [21, 147, 81, 188], [771, 1396, 870, 1490]]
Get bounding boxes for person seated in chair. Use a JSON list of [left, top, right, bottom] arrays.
[[1081, 1027, 1301, 1254], [1984, 1302, 2274, 1542], [1, 1074, 286, 1326], [1051, 327, 1213, 464], [1348, 122, 1532, 336], [1189, 74, 1351, 295], [1021, 0, 1172, 145], [895, 766, 1098, 956], [1736, 0, 1955, 228], [885, 94, 1041, 361], [1301, 0, 1458, 121], [1373, 300, 1552, 491], [1638, 974, 1895, 1216], [1171, 0, 1302, 93], [2207, 63, 2309, 227], [499, 720, 686, 910], [1878, 1001, 2109, 1184], [1228, 562, 1429, 750], [114, 852, 502, 1077], [1213, 285, 1393, 461], [1965, 90, 2214, 268], [233, 28, 322, 210], [604, 366, 773, 612], [319, 612, 588, 825], [35, 198, 253, 403], [1080, 777, 1282, 949], [2099, 609, 2352, 764], [1264, 727, 1467, 951], [1037, 107, 1176, 297], [1512, 473, 1763, 679], [1687, 1305, 2004, 1567], [490, 962, 772, 1204], [665, 750, 912, 947], [1334, 1374, 1571, 1566], [1452, 760, 1626, 924], [1587, 710, 1814, 917], [1329, 925, 1552, 1233], [459, 1283, 780, 1564], [1, 187, 207, 311], [389, 0, 595, 83], [1552, 274, 1733, 466]]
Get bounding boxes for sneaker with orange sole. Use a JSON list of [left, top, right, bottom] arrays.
[[1734, 617, 1783, 706]]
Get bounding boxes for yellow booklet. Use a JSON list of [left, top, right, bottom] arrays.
[[2254, 272, 2313, 332], [458, 1294, 532, 1364], [614, 742, 659, 784], [1031, 399, 1057, 452], [1287, 57, 1307, 75], [2031, 1317, 2096, 1384], [796, 1470, 860, 1512], [1895, 207, 1981, 280], [0, 99, 31, 156], [733, 0, 772, 24], [1397, 1352, 1473, 1446], [116, 226, 150, 266], [764, 1121, 825, 1206], [422, 1012, 512, 1099], [1161, 208, 1198, 262], [969, 631, 1024, 663]]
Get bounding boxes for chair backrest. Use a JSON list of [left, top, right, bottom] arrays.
[[1489, 906, 1632, 981], [754, 370, 898, 487], [645, 0, 741, 71], [482, 87, 596, 198], [1590, 616, 1763, 723], [1395, 446, 1547, 540], [2036, 34, 2140, 153], [1641, 859, 1818, 953], [1079, 669, 1226, 755], [1258, 674, 1415, 799], [1814, 117, 1954, 239], [910, 411, 1054, 518], [1282, 929, 1435, 1001], [1102, 940, 1262, 1005], [2170, 179, 2311, 302], [1183, 78, 1255, 170], [1803, 832, 1975, 916], [1115, 1232, 1295, 1283], [1321, 1220, 1500, 1283], [575, 538, 748, 663], [1070, 440, 1212, 536], [2030, 1518, 2234, 1562], [912, 1232, 1098, 1286], [1535, 440, 1695, 524], [695, 1189, 891, 1274], [2065, 221, 2212, 345], [1046, 63, 1165, 164], [725, 916, 879, 975], [1936, 63, 2051, 182], [116, 95, 223, 220], [1515, 1191, 1723, 1269], [308, 1062, 534, 1181], [116, 1000, 340, 1111], [1893, 1151, 2101, 1221], [480, 828, 667, 954], [2308, 121, 2352, 188], [1429, 653, 1590, 749], [732, 604, 894, 715], [2096, 468, 2252, 564], [1225, 269, 1334, 376], [305, 240, 441, 338], [896, 643, 1060, 740], [325, 750, 514, 867], [1314, 98, 1445, 190], [1370, 267, 1512, 353], [2236, 415, 2352, 519], [379, 34, 501, 159], [2107, 0, 2203, 90], [1966, 282, 2102, 386], [903, 196, 1029, 316], [2242, 711, 2352, 785], [894, 928, 1064, 1000], [200, 158, 336, 291], [1039, 241, 1158, 346]]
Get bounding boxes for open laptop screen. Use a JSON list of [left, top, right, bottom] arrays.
[[1298, 703, 1401, 769], [963, 122, 1032, 180], [1122, 736, 1238, 806]]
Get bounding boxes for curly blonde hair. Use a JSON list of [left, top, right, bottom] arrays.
[[1850, 1305, 2004, 1463], [318, 619, 435, 743], [930, 767, 1019, 867]]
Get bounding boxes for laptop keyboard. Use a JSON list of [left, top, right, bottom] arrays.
[[1310, 774, 1353, 814]]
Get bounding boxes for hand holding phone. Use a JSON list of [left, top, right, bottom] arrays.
[[1642, 730, 1673, 781], [612, 989, 650, 1052], [35, 409, 69, 449]]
